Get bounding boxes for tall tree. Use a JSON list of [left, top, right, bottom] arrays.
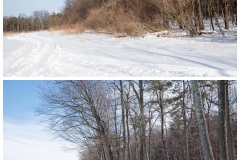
[[217, 80, 227, 160], [197, 0, 205, 30], [37, 81, 114, 160], [190, 80, 215, 160], [131, 80, 147, 160], [225, 81, 236, 160], [224, 0, 230, 29], [182, 80, 189, 160], [125, 83, 131, 160], [156, 81, 169, 160], [120, 80, 126, 160]]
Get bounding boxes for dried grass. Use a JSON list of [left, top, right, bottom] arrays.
[[49, 25, 63, 32], [3, 31, 37, 36], [49, 24, 85, 35], [3, 32, 18, 36], [62, 24, 85, 35]]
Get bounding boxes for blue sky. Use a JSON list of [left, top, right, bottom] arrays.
[[3, 80, 43, 121], [3, 80, 78, 160], [3, 0, 65, 17]]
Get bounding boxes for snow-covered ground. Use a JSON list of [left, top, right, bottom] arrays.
[[3, 24, 237, 77]]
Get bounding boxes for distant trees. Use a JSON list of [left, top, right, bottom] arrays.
[[36, 80, 237, 160], [3, 10, 51, 32], [48, 12, 63, 29], [33, 10, 50, 30]]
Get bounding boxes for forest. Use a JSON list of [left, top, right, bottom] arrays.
[[3, 0, 237, 36], [36, 80, 237, 160]]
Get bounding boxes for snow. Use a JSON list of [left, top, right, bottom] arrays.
[[3, 24, 237, 77]]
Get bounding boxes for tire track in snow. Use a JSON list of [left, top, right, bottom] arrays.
[[40, 51, 236, 77], [3, 31, 237, 77], [4, 33, 63, 76]]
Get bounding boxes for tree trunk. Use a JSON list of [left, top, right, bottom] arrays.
[[225, 81, 236, 160], [131, 80, 147, 160], [103, 136, 114, 160], [209, 0, 215, 30], [182, 81, 189, 160], [224, 0, 229, 30], [190, 80, 215, 160], [148, 107, 152, 160], [139, 80, 147, 160], [156, 81, 169, 160], [212, 1, 225, 35], [120, 80, 126, 160], [217, 80, 228, 160], [114, 102, 120, 160], [162, 0, 170, 29], [132, 113, 139, 160], [125, 87, 131, 160], [86, 85, 113, 160], [197, 0, 205, 30], [126, 103, 131, 160]]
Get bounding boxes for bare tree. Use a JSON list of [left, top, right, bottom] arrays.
[[190, 80, 215, 160], [37, 81, 113, 160], [225, 81, 236, 160], [119, 80, 126, 160], [197, 0, 205, 30], [224, 0, 230, 29], [182, 80, 189, 160], [217, 80, 227, 160], [35, 80, 237, 160], [131, 80, 147, 160], [33, 10, 50, 30]]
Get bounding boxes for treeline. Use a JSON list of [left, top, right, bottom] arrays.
[[37, 80, 237, 160], [3, 10, 61, 32], [3, 0, 237, 36], [57, 0, 237, 36]]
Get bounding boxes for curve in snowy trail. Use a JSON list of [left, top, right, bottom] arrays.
[[3, 32, 64, 76], [3, 31, 237, 77]]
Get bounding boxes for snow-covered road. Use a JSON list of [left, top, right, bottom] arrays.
[[3, 30, 237, 77]]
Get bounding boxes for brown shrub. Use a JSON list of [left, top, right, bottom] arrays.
[[49, 0, 169, 37], [84, 1, 149, 36], [61, 0, 98, 25]]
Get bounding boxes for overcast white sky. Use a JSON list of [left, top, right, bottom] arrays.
[[3, 0, 65, 17]]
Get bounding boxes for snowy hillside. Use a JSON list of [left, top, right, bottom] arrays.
[[3, 27, 237, 77]]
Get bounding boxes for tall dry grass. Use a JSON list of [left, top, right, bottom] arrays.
[[3, 30, 38, 36], [3, 32, 18, 36], [49, 23, 84, 35]]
